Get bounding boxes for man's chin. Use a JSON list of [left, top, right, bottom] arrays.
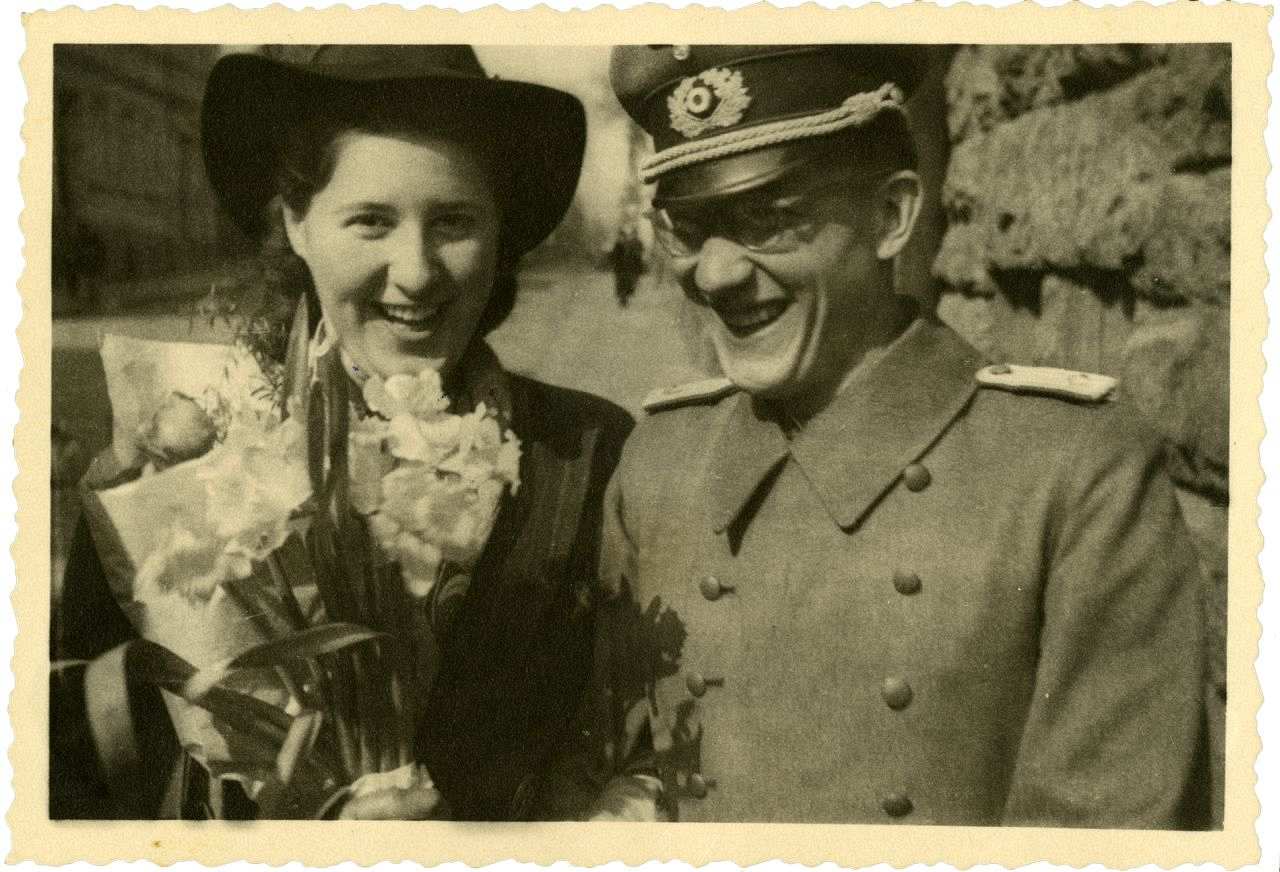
[[711, 334, 805, 397], [716, 357, 800, 398]]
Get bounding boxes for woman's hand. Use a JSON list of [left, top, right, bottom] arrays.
[[338, 783, 450, 820]]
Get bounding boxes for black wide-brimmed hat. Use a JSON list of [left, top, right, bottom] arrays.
[[611, 44, 923, 206], [202, 45, 586, 255]]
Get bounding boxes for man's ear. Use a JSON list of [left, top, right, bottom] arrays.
[[874, 171, 923, 261], [281, 202, 310, 261]]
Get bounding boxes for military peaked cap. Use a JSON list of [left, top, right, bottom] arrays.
[[610, 44, 923, 205]]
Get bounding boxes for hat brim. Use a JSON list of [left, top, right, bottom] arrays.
[[201, 53, 586, 256], [652, 135, 870, 209], [651, 142, 825, 208]]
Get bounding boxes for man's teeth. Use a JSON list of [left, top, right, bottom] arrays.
[[720, 301, 788, 332]]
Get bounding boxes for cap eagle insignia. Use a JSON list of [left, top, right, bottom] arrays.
[[668, 67, 752, 139]]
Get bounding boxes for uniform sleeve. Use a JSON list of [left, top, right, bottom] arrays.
[[533, 462, 665, 821], [1001, 415, 1210, 828]]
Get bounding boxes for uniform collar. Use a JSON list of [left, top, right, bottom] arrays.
[[708, 393, 791, 535], [709, 317, 983, 534]]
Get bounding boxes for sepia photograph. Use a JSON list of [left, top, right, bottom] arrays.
[[15, 4, 1270, 867]]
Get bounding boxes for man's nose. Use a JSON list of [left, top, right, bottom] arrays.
[[692, 237, 753, 301], [386, 229, 437, 297]]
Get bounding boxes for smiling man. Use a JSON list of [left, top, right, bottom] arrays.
[[562, 44, 1211, 827]]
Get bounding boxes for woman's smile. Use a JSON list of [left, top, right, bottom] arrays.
[[284, 131, 501, 380], [370, 299, 451, 334]]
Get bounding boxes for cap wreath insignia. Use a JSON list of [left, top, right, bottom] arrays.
[[668, 67, 751, 139]]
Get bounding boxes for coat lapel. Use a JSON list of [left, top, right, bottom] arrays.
[[708, 393, 791, 534], [789, 318, 984, 531]]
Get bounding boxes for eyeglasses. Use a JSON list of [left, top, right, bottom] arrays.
[[646, 171, 887, 258]]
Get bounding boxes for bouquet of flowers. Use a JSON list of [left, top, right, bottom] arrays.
[[80, 334, 520, 817]]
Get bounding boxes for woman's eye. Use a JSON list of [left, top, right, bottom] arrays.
[[430, 212, 478, 241], [345, 213, 394, 236]]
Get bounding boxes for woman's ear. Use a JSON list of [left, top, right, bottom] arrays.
[[874, 171, 923, 261], [281, 201, 310, 262]]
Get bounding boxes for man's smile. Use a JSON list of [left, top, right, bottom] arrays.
[[714, 299, 792, 338]]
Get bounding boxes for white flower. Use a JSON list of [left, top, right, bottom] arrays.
[[136, 524, 250, 601], [128, 414, 314, 602], [201, 417, 310, 563], [386, 414, 460, 465], [379, 466, 432, 527], [367, 511, 401, 545], [392, 531, 442, 598], [357, 367, 521, 597], [136, 392, 218, 466], [363, 368, 449, 420]]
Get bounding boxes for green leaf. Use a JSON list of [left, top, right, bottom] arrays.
[[275, 710, 324, 786], [307, 512, 353, 621], [198, 686, 292, 742], [182, 623, 384, 700], [205, 760, 276, 783], [118, 638, 291, 751], [230, 622, 384, 669], [122, 637, 198, 689]]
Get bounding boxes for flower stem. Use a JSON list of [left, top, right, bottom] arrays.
[[326, 654, 360, 782], [266, 546, 310, 631]]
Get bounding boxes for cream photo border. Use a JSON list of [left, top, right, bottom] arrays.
[[13, 4, 1271, 867]]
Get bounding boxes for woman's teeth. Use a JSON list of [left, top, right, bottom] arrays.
[[377, 302, 440, 329], [719, 301, 789, 337]]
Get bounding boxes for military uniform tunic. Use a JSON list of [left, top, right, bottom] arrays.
[[589, 317, 1207, 827]]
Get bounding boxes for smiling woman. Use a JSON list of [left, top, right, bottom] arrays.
[[51, 45, 633, 821], [281, 132, 502, 380]]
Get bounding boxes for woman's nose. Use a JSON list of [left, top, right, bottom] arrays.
[[386, 230, 437, 297], [691, 237, 753, 302]]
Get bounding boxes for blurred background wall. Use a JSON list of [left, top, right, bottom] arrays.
[[51, 45, 249, 314]]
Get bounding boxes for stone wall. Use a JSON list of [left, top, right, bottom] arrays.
[[935, 44, 1229, 814]]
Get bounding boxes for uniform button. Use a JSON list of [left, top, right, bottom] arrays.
[[685, 672, 723, 698], [902, 463, 931, 492], [687, 773, 710, 799], [881, 677, 913, 710], [699, 575, 734, 601], [892, 570, 922, 595], [881, 791, 913, 818]]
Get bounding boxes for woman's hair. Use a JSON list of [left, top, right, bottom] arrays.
[[263, 82, 522, 343]]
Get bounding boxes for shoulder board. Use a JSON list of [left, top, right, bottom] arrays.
[[976, 363, 1117, 403], [643, 377, 736, 413]]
